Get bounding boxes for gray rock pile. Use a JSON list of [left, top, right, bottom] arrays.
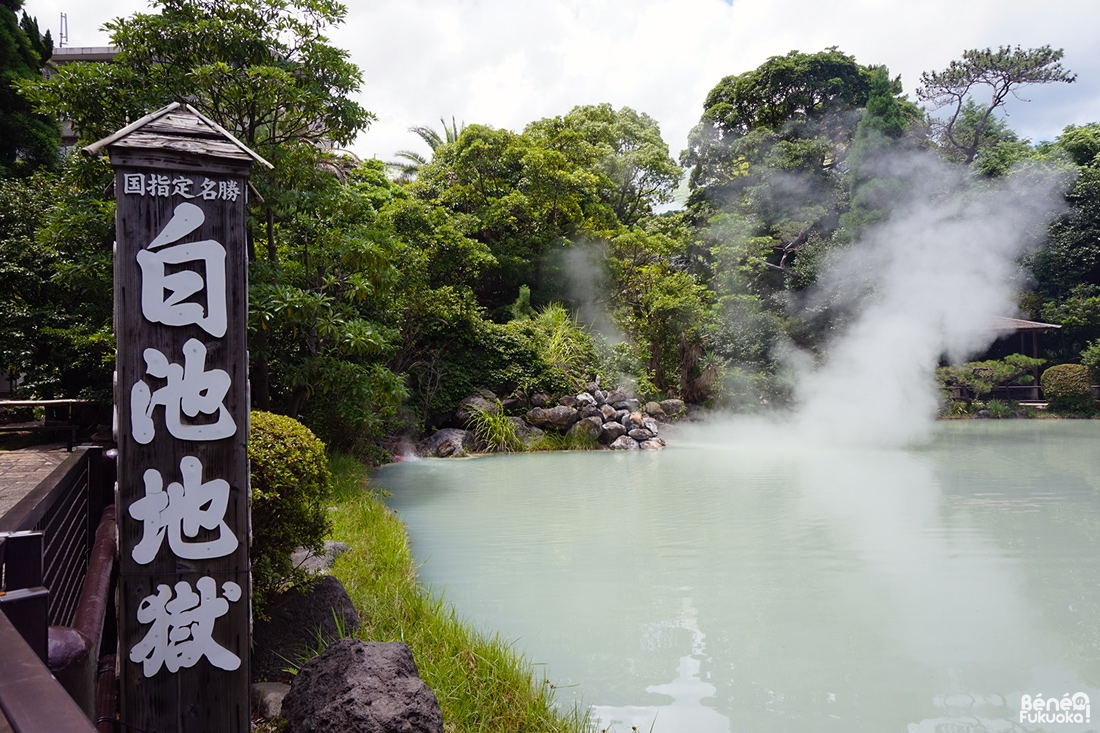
[[416, 382, 687, 457]]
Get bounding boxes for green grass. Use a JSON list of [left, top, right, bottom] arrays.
[[325, 453, 593, 733], [465, 401, 526, 453]]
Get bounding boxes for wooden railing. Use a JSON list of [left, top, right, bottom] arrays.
[[0, 447, 116, 733]]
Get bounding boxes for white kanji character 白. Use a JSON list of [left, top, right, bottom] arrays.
[[137, 203, 227, 337]]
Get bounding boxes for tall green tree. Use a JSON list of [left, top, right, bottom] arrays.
[[0, 1, 58, 176], [917, 45, 1075, 165], [389, 116, 464, 182], [14, 0, 415, 449]]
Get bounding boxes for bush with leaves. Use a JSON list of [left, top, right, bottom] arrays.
[[465, 400, 525, 453], [936, 354, 1045, 399], [249, 411, 333, 617], [504, 303, 602, 393], [1040, 363, 1095, 413]]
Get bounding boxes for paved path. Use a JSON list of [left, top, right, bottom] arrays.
[[0, 444, 69, 520]]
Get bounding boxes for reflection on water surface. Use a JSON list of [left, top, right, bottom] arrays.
[[376, 421, 1100, 732]]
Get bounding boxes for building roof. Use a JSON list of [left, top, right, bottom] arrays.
[[50, 47, 118, 64], [993, 316, 1062, 332], [82, 102, 273, 169]]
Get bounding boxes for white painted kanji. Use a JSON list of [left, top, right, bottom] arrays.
[[121, 173, 240, 200], [129, 456, 238, 564], [138, 203, 227, 337], [130, 338, 236, 444], [129, 576, 242, 677]]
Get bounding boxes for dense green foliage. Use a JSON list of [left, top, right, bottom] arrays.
[[1040, 363, 1094, 413], [248, 411, 332, 615], [937, 354, 1044, 398], [0, 166, 114, 399], [2, 18, 1098, 455], [0, 0, 57, 176]]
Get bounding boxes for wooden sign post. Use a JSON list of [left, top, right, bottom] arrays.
[[85, 103, 271, 732]]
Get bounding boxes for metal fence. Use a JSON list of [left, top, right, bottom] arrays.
[[0, 447, 115, 733]]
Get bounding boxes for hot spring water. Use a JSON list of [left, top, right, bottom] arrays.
[[376, 420, 1100, 732]]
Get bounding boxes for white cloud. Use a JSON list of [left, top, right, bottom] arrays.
[[23, 0, 1100, 163]]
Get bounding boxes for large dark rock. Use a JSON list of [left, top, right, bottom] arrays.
[[609, 435, 640, 450], [526, 405, 580, 430], [500, 393, 528, 414], [417, 429, 474, 457], [282, 639, 443, 733], [574, 392, 597, 408], [252, 576, 361, 682], [454, 393, 498, 425], [659, 399, 686, 417], [567, 416, 603, 441], [599, 422, 627, 443]]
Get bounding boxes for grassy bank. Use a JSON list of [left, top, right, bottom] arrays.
[[325, 453, 592, 733]]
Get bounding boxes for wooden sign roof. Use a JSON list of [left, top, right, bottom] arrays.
[[83, 102, 273, 169]]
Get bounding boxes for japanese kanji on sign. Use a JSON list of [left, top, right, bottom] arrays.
[[84, 103, 272, 733]]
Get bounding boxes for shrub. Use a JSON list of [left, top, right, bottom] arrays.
[[466, 401, 525, 453], [1082, 339, 1100, 382], [1041, 363, 1096, 414], [937, 354, 1045, 399], [249, 411, 333, 616]]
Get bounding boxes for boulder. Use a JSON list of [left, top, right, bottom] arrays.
[[644, 401, 665, 417], [252, 681, 291, 720], [454, 393, 498, 426], [531, 393, 552, 408], [417, 429, 474, 458], [600, 422, 627, 443], [501, 394, 528, 414], [559, 394, 580, 408], [584, 381, 601, 395], [252, 576, 361, 682], [568, 416, 603, 441], [526, 405, 581, 430], [609, 435, 640, 450], [640, 439, 666, 450], [522, 424, 545, 447], [628, 428, 654, 442], [642, 417, 661, 435], [282, 639, 443, 733], [575, 392, 597, 408], [659, 399, 685, 417], [291, 540, 351, 574], [603, 390, 627, 405], [580, 405, 602, 420], [599, 404, 618, 421]]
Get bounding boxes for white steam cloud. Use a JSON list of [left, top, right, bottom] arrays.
[[788, 154, 1070, 447]]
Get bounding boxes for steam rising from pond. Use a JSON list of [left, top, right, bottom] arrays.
[[724, 154, 1070, 447]]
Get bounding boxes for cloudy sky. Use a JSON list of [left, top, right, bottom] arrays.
[[22, 0, 1100, 166]]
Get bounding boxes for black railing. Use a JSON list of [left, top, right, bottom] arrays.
[[0, 447, 115, 733]]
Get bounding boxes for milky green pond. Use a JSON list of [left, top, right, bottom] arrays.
[[375, 421, 1100, 732]]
